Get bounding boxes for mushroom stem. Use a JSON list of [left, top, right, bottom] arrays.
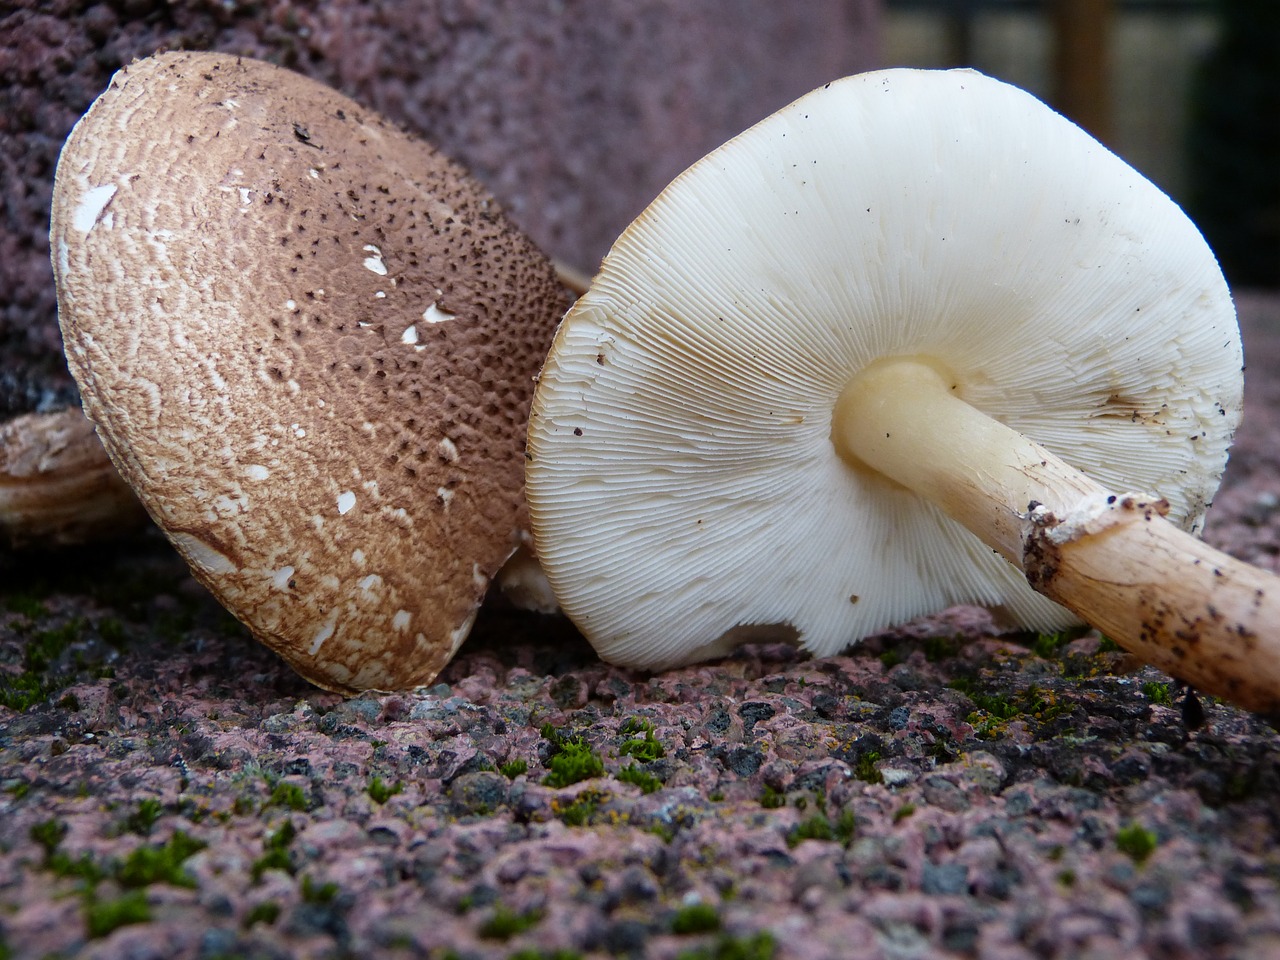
[[834, 357, 1280, 713], [552, 260, 593, 297]]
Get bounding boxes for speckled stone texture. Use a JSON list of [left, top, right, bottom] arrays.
[[0, 0, 877, 418], [1, 294, 1278, 960]]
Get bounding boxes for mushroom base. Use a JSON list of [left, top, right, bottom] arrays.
[[833, 357, 1280, 713]]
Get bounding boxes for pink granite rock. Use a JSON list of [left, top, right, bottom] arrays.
[[3, 295, 1280, 958]]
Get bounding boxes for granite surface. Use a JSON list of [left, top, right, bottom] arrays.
[[0, 294, 1277, 959]]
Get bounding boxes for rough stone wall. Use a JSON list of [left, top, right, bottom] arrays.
[[0, 0, 879, 417]]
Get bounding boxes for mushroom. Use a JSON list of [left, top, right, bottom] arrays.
[[0, 407, 146, 550], [526, 68, 1280, 712], [52, 51, 567, 692]]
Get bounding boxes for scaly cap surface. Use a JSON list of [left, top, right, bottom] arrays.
[[53, 52, 567, 691]]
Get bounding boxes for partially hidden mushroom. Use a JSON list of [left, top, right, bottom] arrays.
[[52, 51, 567, 692], [526, 68, 1280, 713], [0, 407, 146, 551]]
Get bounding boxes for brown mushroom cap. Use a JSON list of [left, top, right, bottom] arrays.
[[52, 52, 567, 692]]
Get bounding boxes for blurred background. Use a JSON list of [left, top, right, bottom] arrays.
[[882, 0, 1279, 290]]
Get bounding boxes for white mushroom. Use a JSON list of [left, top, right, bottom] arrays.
[[527, 68, 1280, 712], [52, 52, 567, 692]]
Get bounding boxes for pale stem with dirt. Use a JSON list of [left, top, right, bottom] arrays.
[[834, 356, 1280, 713]]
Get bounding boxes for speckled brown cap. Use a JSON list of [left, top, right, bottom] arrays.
[[52, 52, 567, 692]]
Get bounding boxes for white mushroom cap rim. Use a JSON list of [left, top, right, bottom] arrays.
[[526, 68, 1242, 670]]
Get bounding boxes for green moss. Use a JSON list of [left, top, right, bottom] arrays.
[[85, 890, 150, 938], [618, 719, 666, 761], [123, 798, 164, 836], [619, 727, 665, 762], [116, 830, 206, 888], [25, 619, 87, 672], [251, 820, 297, 882], [853, 750, 883, 784], [540, 725, 605, 788], [1031, 630, 1073, 658], [1030, 634, 1060, 659], [1020, 686, 1067, 723], [1, 614, 130, 710], [648, 822, 678, 844], [759, 786, 785, 809], [153, 607, 197, 643], [617, 764, 663, 794], [922, 636, 960, 662], [674, 931, 777, 960], [543, 743, 604, 787], [34, 816, 103, 887], [618, 717, 653, 736], [367, 776, 403, 804], [499, 759, 529, 780], [1096, 635, 1122, 653], [478, 904, 543, 941], [5, 594, 48, 618], [1142, 681, 1173, 706], [1116, 823, 1158, 864], [49, 851, 107, 885], [176, 798, 208, 824], [965, 691, 1021, 722], [251, 848, 293, 883], [266, 781, 309, 811], [243, 900, 281, 928], [893, 803, 917, 823], [786, 810, 855, 848], [878, 648, 904, 669], [232, 791, 257, 816], [30, 818, 68, 856], [788, 815, 833, 846], [57, 691, 81, 711], [953, 679, 1067, 737], [553, 788, 608, 827], [300, 874, 340, 904], [0, 671, 58, 711], [671, 902, 722, 935], [97, 617, 127, 648]]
